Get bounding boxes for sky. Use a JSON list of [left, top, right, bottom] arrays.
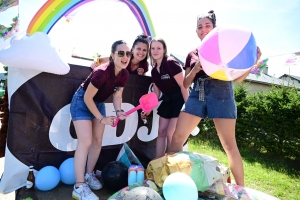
[[0, 0, 300, 77]]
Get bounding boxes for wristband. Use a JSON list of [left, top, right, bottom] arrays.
[[98, 116, 104, 124], [114, 109, 124, 113]]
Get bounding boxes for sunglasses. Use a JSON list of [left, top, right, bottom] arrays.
[[136, 35, 150, 43], [115, 51, 132, 57]]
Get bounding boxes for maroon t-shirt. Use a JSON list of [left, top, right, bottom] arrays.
[[184, 48, 207, 81], [126, 59, 149, 75], [81, 62, 129, 102], [151, 57, 182, 94]]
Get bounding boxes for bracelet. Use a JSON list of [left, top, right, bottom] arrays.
[[98, 116, 104, 123], [114, 109, 124, 113]]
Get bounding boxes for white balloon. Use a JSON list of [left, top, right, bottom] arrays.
[[191, 126, 200, 136]]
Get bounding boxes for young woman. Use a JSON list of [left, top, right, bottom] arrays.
[[168, 10, 262, 186], [91, 34, 149, 75], [70, 40, 130, 200], [141, 38, 189, 158]]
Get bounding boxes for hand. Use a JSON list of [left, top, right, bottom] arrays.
[[191, 61, 203, 73], [117, 111, 127, 120], [251, 46, 262, 70], [137, 68, 144, 75], [141, 111, 150, 119], [255, 46, 262, 63], [90, 61, 99, 69], [100, 116, 116, 125]]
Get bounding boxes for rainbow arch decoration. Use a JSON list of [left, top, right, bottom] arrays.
[[26, 0, 156, 38]]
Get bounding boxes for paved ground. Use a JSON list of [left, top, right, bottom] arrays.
[[0, 115, 113, 200], [0, 157, 16, 200]]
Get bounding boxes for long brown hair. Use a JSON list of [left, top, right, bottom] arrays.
[[149, 38, 168, 66]]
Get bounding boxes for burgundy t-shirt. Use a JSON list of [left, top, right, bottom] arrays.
[[81, 62, 129, 102], [151, 57, 182, 94], [126, 60, 149, 75], [184, 48, 207, 81]]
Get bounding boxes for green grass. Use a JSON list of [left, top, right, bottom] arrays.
[[188, 138, 300, 200]]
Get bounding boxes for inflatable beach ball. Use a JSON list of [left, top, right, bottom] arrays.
[[198, 26, 257, 81]]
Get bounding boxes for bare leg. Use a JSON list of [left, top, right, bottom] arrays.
[[213, 118, 244, 186], [156, 117, 170, 158], [86, 118, 105, 173], [169, 112, 201, 152], [73, 120, 93, 187], [166, 118, 179, 152]]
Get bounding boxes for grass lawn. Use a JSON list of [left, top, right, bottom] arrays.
[[188, 138, 300, 200]]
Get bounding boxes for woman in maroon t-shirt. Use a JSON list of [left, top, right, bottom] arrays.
[[91, 34, 149, 76], [142, 38, 188, 158], [70, 40, 130, 200]]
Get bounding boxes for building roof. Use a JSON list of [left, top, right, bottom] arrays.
[[279, 74, 300, 81], [245, 73, 290, 87]]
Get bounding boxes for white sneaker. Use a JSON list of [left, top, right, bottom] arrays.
[[85, 172, 103, 190], [72, 183, 99, 200]]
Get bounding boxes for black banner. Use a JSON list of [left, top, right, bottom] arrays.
[[7, 64, 157, 171]]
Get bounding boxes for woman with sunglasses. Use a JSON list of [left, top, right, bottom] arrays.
[[70, 40, 131, 200], [168, 10, 262, 186], [91, 34, 149, 76], [141, 38, 189, 158]]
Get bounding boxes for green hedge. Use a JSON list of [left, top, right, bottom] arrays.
[[195, 84, 300, 161]]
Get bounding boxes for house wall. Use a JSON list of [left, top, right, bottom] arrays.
[[233, 81, 272, 94], [280, 77, 300, 88]]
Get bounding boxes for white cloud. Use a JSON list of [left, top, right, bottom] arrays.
[[0, 32, 70, 75]]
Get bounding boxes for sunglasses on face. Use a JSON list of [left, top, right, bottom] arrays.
[[115, 51, 132, 57]]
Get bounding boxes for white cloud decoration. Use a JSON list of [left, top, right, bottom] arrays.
[[0, 32, 70, 75]]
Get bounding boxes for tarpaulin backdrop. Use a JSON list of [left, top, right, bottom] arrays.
[[0, 64, 160, 193]]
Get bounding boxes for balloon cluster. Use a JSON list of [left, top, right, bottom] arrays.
[[35, 157, 75, 191]]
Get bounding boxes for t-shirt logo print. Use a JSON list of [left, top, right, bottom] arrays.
[[161, 74, 170, 80]]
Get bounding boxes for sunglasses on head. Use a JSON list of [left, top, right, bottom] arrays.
[[137, 35, 150, 42], [115, 51, 132, 57]]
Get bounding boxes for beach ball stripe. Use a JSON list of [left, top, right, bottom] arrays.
[[198, 26, 257, 81], [227, 33, 257, 69], [219, 26, 253, 63], [199, 32, 222, 65]]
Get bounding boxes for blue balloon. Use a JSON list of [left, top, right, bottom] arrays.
[[59, 157, 76, 185], [35, 166, 60, 191], [163, 172, 198, 200]]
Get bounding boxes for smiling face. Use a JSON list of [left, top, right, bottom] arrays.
[[111, 43, 131, 70], [196, 17, 214, 40], [150, 41, 165, 63], [132, 42, 148, 62]]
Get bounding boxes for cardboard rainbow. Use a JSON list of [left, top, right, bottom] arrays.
[[0, 0, 159, 194]]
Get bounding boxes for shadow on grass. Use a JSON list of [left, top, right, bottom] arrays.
[[190, 135, 300, 178]]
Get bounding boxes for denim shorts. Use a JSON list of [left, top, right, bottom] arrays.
[[182, 79, 237, 119], [70, 87, 106, 121]]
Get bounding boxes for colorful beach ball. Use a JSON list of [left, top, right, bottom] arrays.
[[198, 26, 257, 81]]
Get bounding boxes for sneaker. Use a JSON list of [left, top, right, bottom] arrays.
[[85, 172, 103, 190], [72, 183, 99, 200], [95, 170, 102, 180]]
